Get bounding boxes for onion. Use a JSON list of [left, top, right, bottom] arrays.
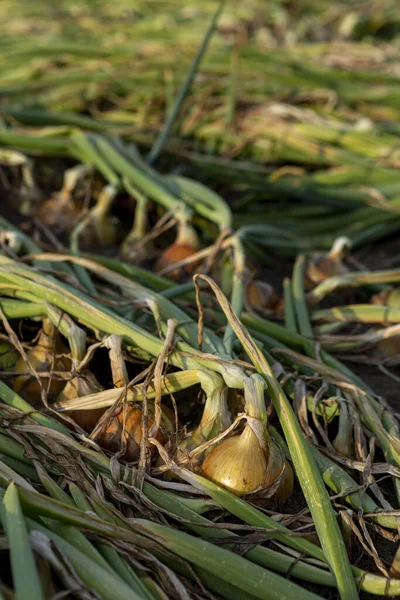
[[305, 237, 351, 289], [35, 164, 89, 234], [371, 288, 400, 308], [13, 318, 71, 408], [36, 193, 80, 234], [201, 424, 267, 495], [201, 420, 293, 500], [98, 403, 174, 462], [246, 281, 278, 313], [58, 370, 105, 431], [372, 335, 400, 361], [201, 375, 293, 501], [155, 220, 200, 280]]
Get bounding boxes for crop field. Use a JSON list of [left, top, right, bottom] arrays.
[[0, 2, 400, 599]]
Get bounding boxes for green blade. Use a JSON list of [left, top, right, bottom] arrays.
[[1, 483, 44, 600], [147, 1, 224, 164]]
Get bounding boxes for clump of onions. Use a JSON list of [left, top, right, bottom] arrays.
[[305, 237, 351, 289], [13, 318, 71, 408], [98, 403, 174, 462], [155, 218, 200, 280], [201, 375, 293, 501], [245, 281, 279, 313]]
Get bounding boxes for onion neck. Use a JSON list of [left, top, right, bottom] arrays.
[[243, 374, 270, 452], [191, 371, 230, 445], [176, 218, 199, 249], [328, 236, 351, 262]]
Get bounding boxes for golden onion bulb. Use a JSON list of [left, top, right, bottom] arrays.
[[36, 193, 80, 234], [13, 319, 71, 408], [98, 404, 174, 462], [372, 335, 400, 361], [58, 369, 105, 431], [202, 426, 267, 496], [155, 243, 199, 280], [201, 424, 293, 501], [246, 281, 278, 312], [155, 219, 200, 280], [305, 256, 348, 288], [371, 288, 400, 308], [265, 438, 294, 502], [305, 237, 351, 289]]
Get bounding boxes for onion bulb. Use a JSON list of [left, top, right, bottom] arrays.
[[36, 193, 80, 234], [201, 375, 293, 501], [74, 184, 119, 248], [35, 164, 89, 234], [372, 288, 400, 308], [155, 220, 200, 280], [58, 370, 105, 431], [365, 287, 400, 360], [13, 319, 71, 408], [98, 403, 174, 462], [305, 237, 351, 289], [372, 335, 400, 362], [246, 281, 278, 313], [201, 421, 293, 500]]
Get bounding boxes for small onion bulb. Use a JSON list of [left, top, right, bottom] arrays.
[[372, 288, 400, 308], [98, 404, 174, 462], [13, 319, 71, 408], [246, 281, 278, 313], [58, 370, 105, 431], [155, 220, 200, 280], [305, 237, 351, 289]]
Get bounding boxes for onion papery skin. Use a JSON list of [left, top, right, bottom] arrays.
[[98, 404, 170, 462], [201, 426, 268, 497], [155, 243, 199, 280], [58, 370, 105, 431], [246, 281, 278, 312], [202, 425, 294, 501], [13, 322, 71, 408]]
